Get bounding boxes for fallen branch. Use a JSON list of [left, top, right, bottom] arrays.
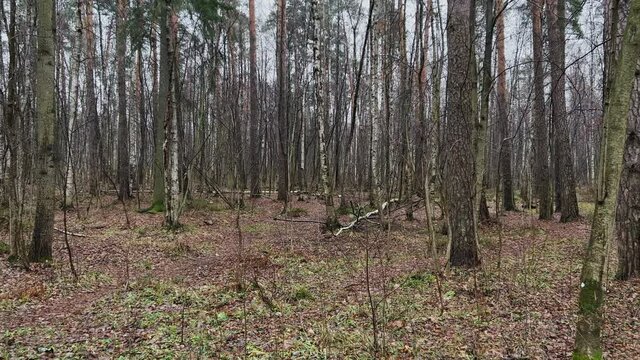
[[54, 227, 88, 238], [272, 217, 327, 225], [334, 198, 399, 236]]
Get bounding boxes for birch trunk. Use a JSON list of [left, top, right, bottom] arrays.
[[311, 0, 338, 230]]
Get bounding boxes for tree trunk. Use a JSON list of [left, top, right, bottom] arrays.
[[616, 104, 640, 279], [311, 0, 339, 230], [531, 0, 552, 219], [5, 0, 26, 263], [442, 0, 480, 267], [476, 0, 494, 223], [547, 0, 580, 222], [248, 0, 261, 197], [136, 0, 147, 189], [31, 0, 57, 262], [84, 0, 101, 196], [496, 0, 514, 211], [276, 0, 289, 203], [152, 0, 169, 212], [116, 0, 130, 200], [164, 3, 180, 228], [574, 0, 640, 356]]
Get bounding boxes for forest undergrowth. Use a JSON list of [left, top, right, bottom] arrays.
[[1, 195, 639, 359]]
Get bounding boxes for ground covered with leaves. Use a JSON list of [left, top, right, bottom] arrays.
[[1, 194, 639, 359]]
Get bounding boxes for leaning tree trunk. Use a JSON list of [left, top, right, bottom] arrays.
[[531, 0, 552, 219], [31, 0, 57, 262], [116, 0, 130, 200], [442, 0, 480, 267], [547, 0, 580, 222], [574, 0, 640, 357]]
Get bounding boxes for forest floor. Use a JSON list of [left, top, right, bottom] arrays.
[[1, 193, 639, 359]]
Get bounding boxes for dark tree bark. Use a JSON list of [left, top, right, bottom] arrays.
[[442, 0, 480, 267], [616, 122, 640, 280], [248, 0, 261, 197], [151, 0, 170, 212], [476, 0, 495, 223], [276, 0, 289, 203], [531, 0, 552, 219], [84, 0, 102, 196], [116, 0, 130, 200], [136, 0, 147, 188], [547, 0, 580, 222], [31, 0, 57, 262], [616, 74, 640, 280], [496, 0, 514, 211]]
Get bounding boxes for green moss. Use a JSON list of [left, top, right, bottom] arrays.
[[578, 279, 603, 314], [141, 201, 164, 214], [572, 350, 603, 360]]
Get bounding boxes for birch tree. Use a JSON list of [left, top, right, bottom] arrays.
[[311, 0, 339, 230]]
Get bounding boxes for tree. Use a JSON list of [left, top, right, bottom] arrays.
[[311, 0, 339, 230], [164, 1, 181, 228], [612, 0, 640, 281], [616, 93, 640, 279], [496, 0, 514, 211], [574, 0, 640, 356], [117, 0, 131, 200], [83, 0, 102, 196], [531, 0, 552, 219], [276, 0, 289, 204], [442, 0, 480, 267], [248, 0, 261, 197], [547, 0, 580, 222], [150, 0, 170, 213], [476, 0, 495, 223], [31, 0, 57, 262], [5, 0, 27, 263]]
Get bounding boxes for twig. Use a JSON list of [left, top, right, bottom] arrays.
[[272, 217, 326, 225], [54, 227, 88, 238]]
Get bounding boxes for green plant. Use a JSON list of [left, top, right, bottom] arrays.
[[287, 207, 308, 218], [292, 285, 313, 301], [0, 242, 10, 255]]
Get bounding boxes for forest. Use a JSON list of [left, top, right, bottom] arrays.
[[1, 0, 639, 358]]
